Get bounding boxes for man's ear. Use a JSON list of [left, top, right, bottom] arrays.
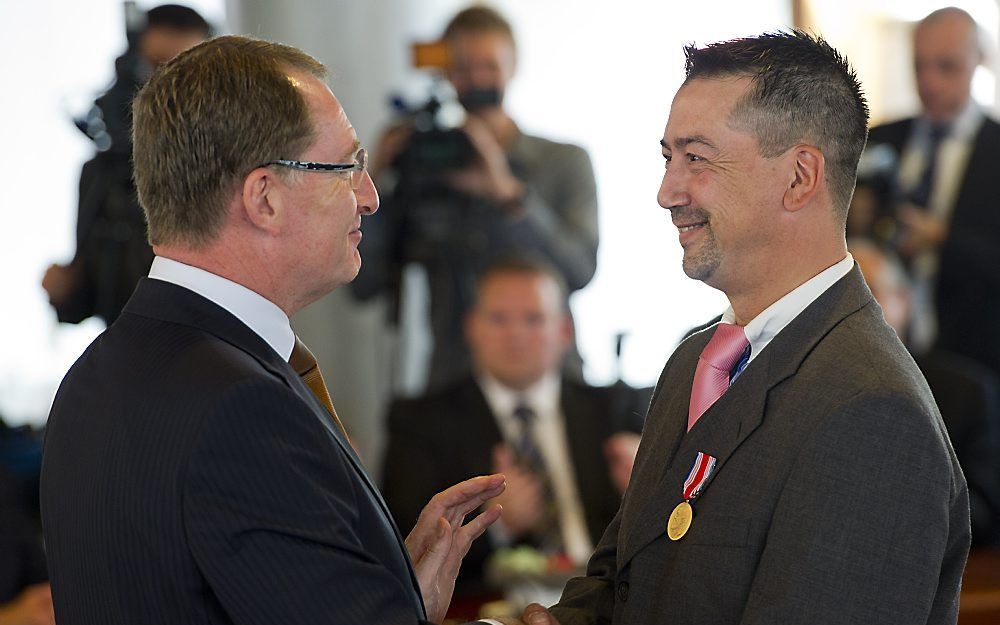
[[783, 145, 824, 212], [241, 167, 284, 235]]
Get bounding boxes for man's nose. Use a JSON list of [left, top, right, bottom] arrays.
[[657, 167, 689, 211], [358, 171, 379, 216]]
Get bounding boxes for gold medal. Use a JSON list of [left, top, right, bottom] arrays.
[[666, 501, 693, 541]]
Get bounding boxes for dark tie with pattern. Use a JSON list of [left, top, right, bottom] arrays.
[[908, 123, 950, 209], [289, 337, 349, 440], [512, 403, 563, 553]]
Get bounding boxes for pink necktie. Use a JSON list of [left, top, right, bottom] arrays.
[[688, 323, 750, 431]]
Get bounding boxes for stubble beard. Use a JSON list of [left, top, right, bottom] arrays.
[[681, 227, 722, 283]]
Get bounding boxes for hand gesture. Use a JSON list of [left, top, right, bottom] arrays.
[[406, 474, 505, 624]]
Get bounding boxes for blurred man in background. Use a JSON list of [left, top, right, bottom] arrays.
[[42, 4, 211, 325], [382, 258, 644, 599], [352, 5, 599, 391], [854, 7, 1000, 378]]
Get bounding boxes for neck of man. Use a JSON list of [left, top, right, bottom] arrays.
[[153, 239, 296, 316], [724, 240, 848, 326]]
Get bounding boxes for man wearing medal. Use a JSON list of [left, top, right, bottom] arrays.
[[496, 30, 970, 625]]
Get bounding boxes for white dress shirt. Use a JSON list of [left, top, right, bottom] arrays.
[[147, 256, 295, 361], [478, 372, 595, 565], [720, 254, 854, 364]]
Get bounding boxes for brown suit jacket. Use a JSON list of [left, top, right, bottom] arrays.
[[551, 266, 970, 625]]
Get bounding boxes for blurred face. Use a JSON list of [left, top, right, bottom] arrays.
[[914, 16, 980, 123], [140, 26, 208, 68], [445, 30, 516, 109], [282, 75, 379, 305], [466, 273, 571, 390], [657, 77, 787, 295]]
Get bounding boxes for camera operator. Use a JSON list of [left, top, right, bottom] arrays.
[[42, 4, 211, 325], [352, 5, 599, 392]]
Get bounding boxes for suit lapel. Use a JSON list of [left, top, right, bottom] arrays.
[[620, 266, 874, 566]]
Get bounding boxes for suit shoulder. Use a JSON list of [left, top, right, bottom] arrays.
[[867, 118, 913, 146], [386, 379, 480, 429]]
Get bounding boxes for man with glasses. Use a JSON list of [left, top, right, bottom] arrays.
[[41, 36, 507, 625]]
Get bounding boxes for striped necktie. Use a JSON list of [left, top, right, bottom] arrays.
[[688, 323, 750, 431]]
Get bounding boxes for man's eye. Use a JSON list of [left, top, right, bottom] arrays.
[[688, 153, 704, 162]]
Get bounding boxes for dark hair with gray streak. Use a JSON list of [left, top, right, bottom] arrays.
[[684, 31, 869, 218]]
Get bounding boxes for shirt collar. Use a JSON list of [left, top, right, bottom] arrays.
[[477, 370, 562, 421], [148, 256, 296, 361], [720, 254, 854, 363], [918, 99, 983, 142]]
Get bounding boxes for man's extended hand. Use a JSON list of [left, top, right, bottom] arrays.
[[406, 474, 505, 624]]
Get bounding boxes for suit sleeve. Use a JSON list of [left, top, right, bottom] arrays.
[[738, 391, 970, 625], [184, 378, 430, 625], [503, 144, 598, 292]]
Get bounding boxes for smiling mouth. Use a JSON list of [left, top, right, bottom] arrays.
[[677, 221, 707, 232]]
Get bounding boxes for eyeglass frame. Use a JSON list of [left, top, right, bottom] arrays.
[[263, 148, 368, 189]]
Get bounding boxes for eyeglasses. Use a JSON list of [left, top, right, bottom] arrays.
[[264, 148, 368, 190]]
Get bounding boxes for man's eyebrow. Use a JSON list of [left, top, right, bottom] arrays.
[[661, 135, 718, 151]]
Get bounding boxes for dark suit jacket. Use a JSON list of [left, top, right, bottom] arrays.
[[551, 266, 970, 625], [41, 278, 433, 625], [381, 377, 645, 592], [867, 117, 1000, 376]]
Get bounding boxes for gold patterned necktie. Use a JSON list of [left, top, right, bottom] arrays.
[[288, 337, 349, 440]]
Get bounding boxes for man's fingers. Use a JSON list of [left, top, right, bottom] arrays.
[[455, 503, 502, 553], [522, 603, 560, 625], [428, 474, 506, 521]]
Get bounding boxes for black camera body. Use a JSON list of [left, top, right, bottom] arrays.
[[393, 96, 474, 183]]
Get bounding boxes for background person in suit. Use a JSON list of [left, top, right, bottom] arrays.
[[352, 5, 599, 391], [41, 35, 507, 625], [852, 7, 1000, 377], [382, 258, 645, 597], [503, 31, 969, 625]]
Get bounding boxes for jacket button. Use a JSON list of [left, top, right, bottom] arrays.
[[617, 581, 629, 602]]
